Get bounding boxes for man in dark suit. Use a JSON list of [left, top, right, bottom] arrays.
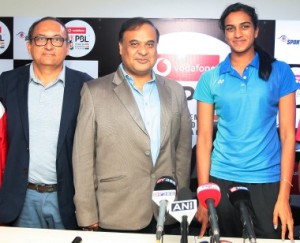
[[0, 17, 92, 229]]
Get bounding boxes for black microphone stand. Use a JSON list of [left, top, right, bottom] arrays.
[[180, 215, 188, 243], [239, 203, 256, 243], [207, 200, 220, 243], [242, 227, 257, 243], [242, 227, 248, 243], [209, 229, 220, 243]]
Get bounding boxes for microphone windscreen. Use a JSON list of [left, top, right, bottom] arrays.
[[178, 187, 193, 201], [154, 176, 177, 191], [228, 186, 250, 207], [197, 183, 221, 209]]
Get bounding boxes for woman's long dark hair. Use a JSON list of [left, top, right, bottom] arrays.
[[219, 2, 275, 81]]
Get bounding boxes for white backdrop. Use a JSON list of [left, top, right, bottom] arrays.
[[0, 0, 300, 20]]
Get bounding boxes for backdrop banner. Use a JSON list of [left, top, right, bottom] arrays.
[[0, 17, 299, 146]]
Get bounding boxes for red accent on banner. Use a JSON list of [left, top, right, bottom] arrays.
[[156, 54, 219, 81], [0, 104, 7, 188], [295, 74, 300, 83], [296, 119, 300, 142], [67, 27, 87, 34]]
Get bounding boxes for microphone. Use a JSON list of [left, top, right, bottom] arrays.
[[152, 176, 177, 241], [197, 183, 221, 243], [169, 187, 197, 243], [228, 186, 256, 243], [71, 236, 82, 243]]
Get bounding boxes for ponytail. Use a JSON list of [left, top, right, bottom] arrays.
[[254, 44, 275, 81]]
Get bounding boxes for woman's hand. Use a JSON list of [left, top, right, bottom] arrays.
[[195, 203, 209, 237], [273, 197, 294, 240]]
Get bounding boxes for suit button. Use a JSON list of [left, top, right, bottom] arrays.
[[26, 147, 29, 151], [145, 151, 150, 156]]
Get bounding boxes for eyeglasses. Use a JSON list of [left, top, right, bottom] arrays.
[[27, 36, 70, 47]]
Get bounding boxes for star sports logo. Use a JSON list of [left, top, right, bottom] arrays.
[[16, 31, 26, 39], [278, 35, 300, 45], [154, 54, 219, 81]]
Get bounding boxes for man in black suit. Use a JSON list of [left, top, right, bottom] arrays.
[[0, 17, 92, 229]]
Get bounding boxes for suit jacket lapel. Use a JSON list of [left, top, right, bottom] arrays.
[[56, 67, 77, 155], [156, 76, 171, 145], [113, 69, 148, 135], [17, 66, 30, 144]]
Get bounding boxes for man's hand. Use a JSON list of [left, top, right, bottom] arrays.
[[82, 223, 99, 231]]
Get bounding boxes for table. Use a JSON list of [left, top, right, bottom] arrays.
[[1, 226, 299, 243], [0, 226, 194, 243], [195, 236, 300, 243]]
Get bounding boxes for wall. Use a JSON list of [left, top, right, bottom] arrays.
[[0, 0, 300, 20]]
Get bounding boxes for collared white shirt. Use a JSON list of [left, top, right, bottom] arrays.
[[28, 63, 65, 184], [120, 64, 161, 165]]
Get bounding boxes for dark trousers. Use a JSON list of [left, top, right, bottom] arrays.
[[210, 176, 281, 239]]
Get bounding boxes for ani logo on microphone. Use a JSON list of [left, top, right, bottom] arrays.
[[169, 199, 197, 224], [171, 200, 196, 211]]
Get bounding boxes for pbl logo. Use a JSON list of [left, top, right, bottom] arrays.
[[0, 21, 11, 54], [0, 26, 3, 42], [65, 20, 96, 58], [154, 54, 219, 81], [68, 27, 89, 50], [68, 27, 89, 45]]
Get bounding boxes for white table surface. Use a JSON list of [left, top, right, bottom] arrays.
[[1, 226, 299, 243], [195, 236, 300, 243], [0, 226, 195, 243]]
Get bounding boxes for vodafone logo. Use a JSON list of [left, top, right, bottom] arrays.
[[68, 27, 86, 35], [155, 31, 230, 146], [155, 57, 172, 76], [154, 54, 219, 81], [156, 32, 230, 82]]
